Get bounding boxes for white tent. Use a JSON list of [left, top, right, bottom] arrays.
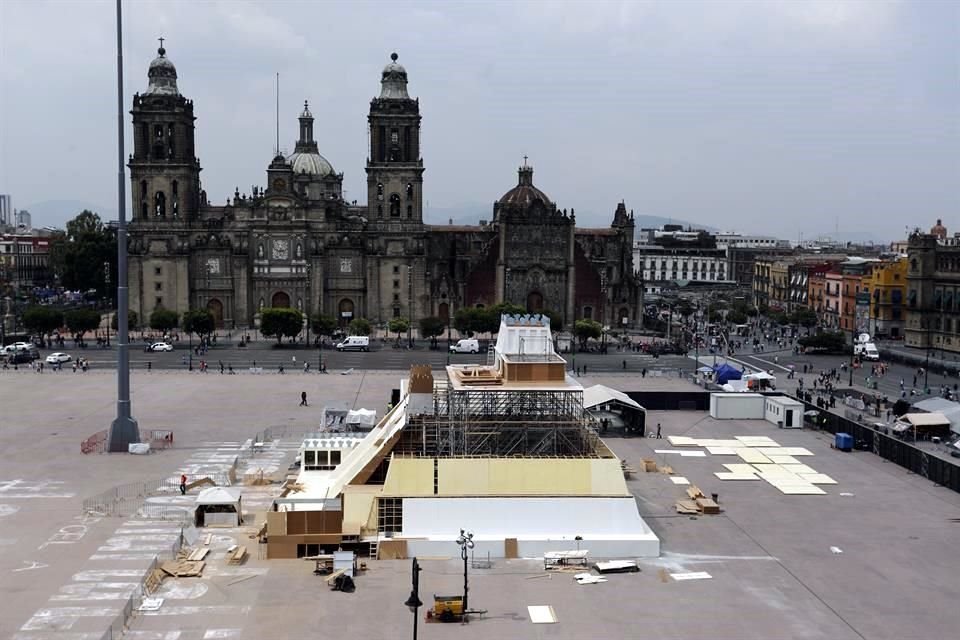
[[583, 385, 643, 411], [195, 487, 242, 527], [345, 409, 378, 431]]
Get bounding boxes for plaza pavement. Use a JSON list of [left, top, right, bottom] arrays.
[[1, 368, 959, 639]]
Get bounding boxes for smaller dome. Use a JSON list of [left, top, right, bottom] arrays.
[[145, 46, 179, 96], [287, 151, 335, 177]]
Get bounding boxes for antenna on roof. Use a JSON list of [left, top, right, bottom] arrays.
[[275, 72, 280, 156]]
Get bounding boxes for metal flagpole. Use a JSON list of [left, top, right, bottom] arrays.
[[108, 0, 139, 451]]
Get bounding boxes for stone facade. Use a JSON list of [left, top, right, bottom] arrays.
[[127, 47, 641, 331]]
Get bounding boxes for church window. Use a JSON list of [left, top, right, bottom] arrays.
[[389, 194, 401, 217], [393, 266, 399, 274], [141, 202, 148, 218], [393, 306, 401, 318], [391, 130, 399, 145], [377, 183, 384, 201], [154, 191, 166, 217], [155, 296, 163, 307], [377, 125, 386, 161], [154, 125, 163, 139], [155, 267, 162, 276], [377, 205, 383, 217], [583, 306, 593, 320], [393, 280, 400, 289], [155, 282, 162, 291], [393, 294, 400, 302], [140, 180, 147, 201], [172, 180, 178, 195]]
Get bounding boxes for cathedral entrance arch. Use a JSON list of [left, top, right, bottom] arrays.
[[438, 302, 449, 324], [338, 298, 355, 327], [271, 291, 291, 308], [526, 291, 544, 314], [207, 298, 224, 328]]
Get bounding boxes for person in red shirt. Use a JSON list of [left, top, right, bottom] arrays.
[[180, 474, 187, 495]]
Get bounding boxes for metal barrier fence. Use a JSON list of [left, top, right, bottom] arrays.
[[82, 469, 234, 517], [97, 530, 184, 640], [801, 397, 960, 494], [81, 429, 108, 454]]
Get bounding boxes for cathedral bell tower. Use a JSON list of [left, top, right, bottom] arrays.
[[129, 41, 201, 223], [366, 53, 424, 222]]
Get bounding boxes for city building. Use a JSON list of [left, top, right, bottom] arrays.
[[126, 46, 641, 331], [0, 232, 52, 290], [905, 231, 960, 354], [715, 233, 790, 251], [265, 315, 659, 559], [0, 195, 11, 228], [839, 258, 879, 334], [862, 257, 906, 339], [822, 269, 843, 330]]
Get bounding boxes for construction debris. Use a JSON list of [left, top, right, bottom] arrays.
[[670, 571, 712, 581], [186, 548, 209, 562], [642, 459, 657, 473], [138, 597, 164, 611], [143, 567, 166, 595], [160, 560, 205, 578], [686, 485, 706, 500], [674, 500, 699, 515], [574, 573, 607, 584], [594, 560, 639, 574], [226, 545, 248, 565]]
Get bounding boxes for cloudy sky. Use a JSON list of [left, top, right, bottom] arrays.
[[1, 0, 957, 241]]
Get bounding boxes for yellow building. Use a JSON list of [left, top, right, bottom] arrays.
[[863, 257, 907, 339]]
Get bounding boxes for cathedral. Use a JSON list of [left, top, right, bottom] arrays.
[[127, 45, 642, 332]]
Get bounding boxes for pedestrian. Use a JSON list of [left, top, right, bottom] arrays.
[[179, 474, 187, 495], [300, 391, 308, 407], [622, 359, 627, 370], [147, 361, 152, 372], [219, 360, 224, 374], [641, 368, 647, 378], [656, 423, 662, 439], [583, 364, 588, 375]]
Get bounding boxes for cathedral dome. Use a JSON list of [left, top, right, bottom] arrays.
[[379, 52, 410, 100], [144, 45, 179, 96], [286, 150, 335, 177], [498, 164, 552, 208]]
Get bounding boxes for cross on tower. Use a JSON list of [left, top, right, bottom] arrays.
[[158, 36, 165, 49], [523, 155, 528, 167]]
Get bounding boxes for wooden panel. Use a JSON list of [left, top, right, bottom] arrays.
[[286, 512, 306, 535], [504, 538, 518, 559], [267, 542, 297, 559], [378, 539, 408, 560], [267, 511, 286, 536]]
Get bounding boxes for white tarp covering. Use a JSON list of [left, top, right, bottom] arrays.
[[582, 385, 643, 411], [128, 443, 151, 455], [195, 487, 242, 526], [345, 409, 377, 430], [196, 487, 241, 506], [401, 496, 660, 558]]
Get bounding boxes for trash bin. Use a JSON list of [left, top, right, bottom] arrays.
[[835, 433, 853, 452]]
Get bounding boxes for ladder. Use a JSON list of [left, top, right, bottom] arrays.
[[368, 534, 379, 559]]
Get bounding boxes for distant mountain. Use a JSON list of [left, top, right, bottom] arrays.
[[425, 203, 713, 232], [21, 200, 117, 229]]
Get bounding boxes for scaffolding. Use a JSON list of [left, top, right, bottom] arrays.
[[397, 381, 603, 458]]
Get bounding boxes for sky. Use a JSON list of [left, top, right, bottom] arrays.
[[0, 0, 957, 242]]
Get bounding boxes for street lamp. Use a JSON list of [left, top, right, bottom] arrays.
[[456, 529, 474, 622], [403, 557, 423, 640], [407, 264, 414, 349]]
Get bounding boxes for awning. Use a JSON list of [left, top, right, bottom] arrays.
[[583, 385, 643, 411], [196, 487, 241, 506], [900, 412, 950, 427]]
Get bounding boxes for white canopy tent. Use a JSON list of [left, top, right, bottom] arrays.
[[195, 487, 242, 527], [345, 409, 378, 431], [583, 385, 643, 411]]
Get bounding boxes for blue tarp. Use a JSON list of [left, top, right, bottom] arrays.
[[713, 363, 743, 385]]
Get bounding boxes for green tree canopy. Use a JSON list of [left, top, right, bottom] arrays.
[[791, 308, 818, 328], [726, 309, 748, 325], [418, 316, 446, 346], [149, 308, 179, 333], [22, 306, 64, 338], [574, 319, 602, 346], [798, 331, 846, 354], [348, 317, 371, 336], [48, 210, 117, 302], [64, 309, 102, 339], [539, 309, 564, 332], [260, 307, 304, 344], [388, 317, 410, 341], [182, 309, 215, 339], [111, 310, 139, 331], [453, 307, 481, 337], [310, 313, 338, 338]]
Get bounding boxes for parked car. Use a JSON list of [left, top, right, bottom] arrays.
[[45, 352, 72, 364], [148, 342, 174, 352], [3, 342, 39, 359]]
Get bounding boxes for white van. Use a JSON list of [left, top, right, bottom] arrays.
[[854, 342, 880, 361], [449, 338, 479, 354], [336, 336, 370, 352]]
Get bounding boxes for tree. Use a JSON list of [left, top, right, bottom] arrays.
[[63, 309, 102, 343], [419, 316, 446, 348], [48, 210, 117, 302], [792, 308, 818, 328], [182, 309, 215, 341], [149, 308, 179, 333], [348, 317, 371, 336], [798, 331, 846, 354], [574, 319, 602, 346], [310, 313, 338, 342], [388, 317, 410, 343], [539, 309, 564, 332], [476, 302, 525, 335], [726, 309, 748, 325], [454, 307, 481, 337], [111, 310, 139, 331], [260, 308, 304, 344], [22, 306, 64, 344]]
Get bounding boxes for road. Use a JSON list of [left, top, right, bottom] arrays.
[[21, 339, 695, 374]]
